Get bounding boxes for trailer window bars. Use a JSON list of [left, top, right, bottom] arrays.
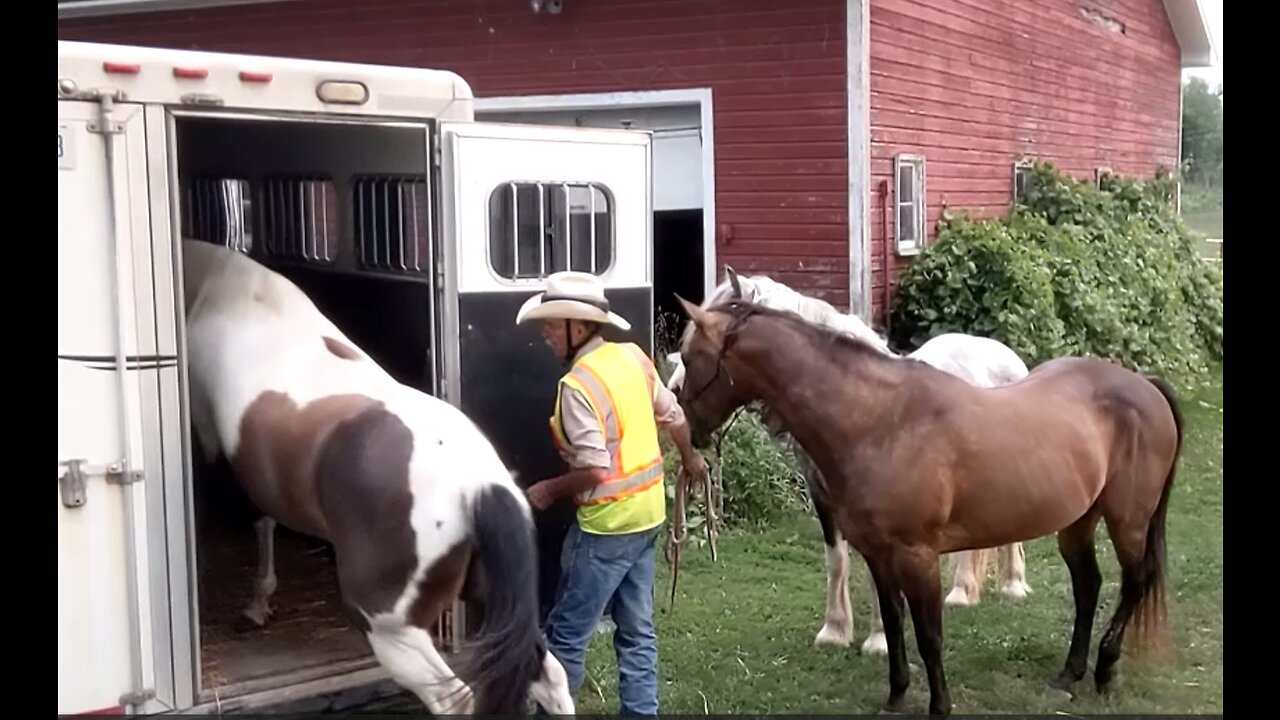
[[352, 175, 432, 274], [260, 174, 339, 264], [487, 181, 614, 281], [182, 176, 253, 253]]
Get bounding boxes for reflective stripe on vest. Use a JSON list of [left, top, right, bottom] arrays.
[[549, 341, 666, 518]]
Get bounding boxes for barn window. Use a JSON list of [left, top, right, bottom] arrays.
[[182, 176, 253, 253], [260, 174, 339, 264], [487, 181, 614, 280], [1012, 159, 1034, 206], [1094, 166, 1113, 189], [894, 154, 926, 255], [353, 175, 432, 273]]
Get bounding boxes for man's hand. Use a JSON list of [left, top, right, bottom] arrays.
[[682, 449, 709, 482], [526, 481, 555, 510]]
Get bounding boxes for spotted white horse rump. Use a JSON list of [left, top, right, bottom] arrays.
[[180, 239, 573, 715], [667, 267, 1031, 657]]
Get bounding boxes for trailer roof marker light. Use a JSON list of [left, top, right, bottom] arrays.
[[103, 61, 140, 74], [316, 80, 369, 105], [173, 66, 208, 79], [239, 70, 273, 83]]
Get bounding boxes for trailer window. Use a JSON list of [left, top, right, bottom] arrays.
[[487, 181, 614, 280], [260, 174, 339, 264], [352, 175, 432, 274], [182, 176, 253, 253]]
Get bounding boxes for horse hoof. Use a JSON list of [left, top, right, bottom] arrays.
[[1000, 581, 1031, 600], [233, 615, 267, 634], [814, 624, 852, 648], [880, 696, 908, 714], [861, 632, 889, 656], [944, 588, 977, 607]]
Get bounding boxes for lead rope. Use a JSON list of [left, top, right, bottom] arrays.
[[666, 406, 744, 611]]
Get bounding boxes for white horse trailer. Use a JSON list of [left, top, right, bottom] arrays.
[[57, 40, 654, 715]]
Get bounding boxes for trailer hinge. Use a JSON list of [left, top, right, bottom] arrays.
[[58, 458, 142, 508], [119, 688, 156, 708]]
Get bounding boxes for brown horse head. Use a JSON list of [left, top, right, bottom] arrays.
[[674, 295, 761, 447]]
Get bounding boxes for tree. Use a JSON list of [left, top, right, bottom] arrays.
[[1181, 77, 1223, 187]]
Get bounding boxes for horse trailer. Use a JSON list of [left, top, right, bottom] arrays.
[[58, 40, 654, 715]]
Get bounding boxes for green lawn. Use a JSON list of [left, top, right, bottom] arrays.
[[572, 366, 1223, 715], [1182, 185, 1224, 240]]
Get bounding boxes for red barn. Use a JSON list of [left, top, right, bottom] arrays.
[[58, 0, 1216, 330]]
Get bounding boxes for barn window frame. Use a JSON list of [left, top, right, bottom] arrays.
[[485, 180, 616, 282], [1012, 158, 1035, 206], [894, 153, 927, 256], [1094, 166, 1113, 189]]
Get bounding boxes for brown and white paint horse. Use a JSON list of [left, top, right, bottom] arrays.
[[181, 239, 573, 715]]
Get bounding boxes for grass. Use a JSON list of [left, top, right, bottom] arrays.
[[571, 365, 1223, 715], [1181, 185, 1224, 240]]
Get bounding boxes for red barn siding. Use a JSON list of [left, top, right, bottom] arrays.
[[867, 0, 1183, 322], [58, 0, 853, 308]]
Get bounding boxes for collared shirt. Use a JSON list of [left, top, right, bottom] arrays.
[[558, 335, 685, 470]]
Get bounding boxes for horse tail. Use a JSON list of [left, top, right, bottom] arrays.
[[1128, 374, 1183, 658], [455, 481, 545, 715]]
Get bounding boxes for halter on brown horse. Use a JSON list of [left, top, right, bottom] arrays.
[[675, 297, 1183, 716]]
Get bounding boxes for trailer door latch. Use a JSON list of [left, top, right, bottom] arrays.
[[58, 459, 141, 508]]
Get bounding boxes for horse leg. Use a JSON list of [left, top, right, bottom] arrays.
[[235, 515, 278, 631], [864, 555, 909, 713], [1094, 507, 1172, 692], [898, 547, 951, 717], [1050, 509, 1102, 693], [943, 550, 980, 606], [366, 623, 475, 715], [999, 542, 1032, 600], [860, 561, 888, 656], [810, 472, 853, 648]]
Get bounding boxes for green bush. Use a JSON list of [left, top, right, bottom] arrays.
[[888, 162, 1224, 389]]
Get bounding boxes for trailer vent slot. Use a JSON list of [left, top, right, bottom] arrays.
[[182, 176, 253, 253], [353, 175, 432, 274], [487, 181, 614, 280], [260, 175, 338, 264]]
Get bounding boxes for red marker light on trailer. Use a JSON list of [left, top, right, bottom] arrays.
[[239, 70, 272, 83], [103, 61, 140, 74], [173, 66, 208, 79]]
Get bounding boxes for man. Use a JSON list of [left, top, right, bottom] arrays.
[[515, 271, 707, 716]]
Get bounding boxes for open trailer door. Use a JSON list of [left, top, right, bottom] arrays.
[[436, 121, 653, 618], [58, 96, 174, 714]]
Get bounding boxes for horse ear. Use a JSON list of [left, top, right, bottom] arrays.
[[676, 295, 708, 327], [725, 265, 743, 299]]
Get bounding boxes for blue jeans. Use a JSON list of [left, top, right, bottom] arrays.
[[544, 522, 661, 716]]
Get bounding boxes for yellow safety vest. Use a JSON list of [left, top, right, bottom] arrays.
[[550, 341, 666, 535]]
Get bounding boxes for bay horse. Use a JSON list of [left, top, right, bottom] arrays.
[[674, 296, 1182, 716], [666, 267, 1031, 657], [180, 238, 573, 715]]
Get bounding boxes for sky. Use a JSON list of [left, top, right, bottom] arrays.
[[1181, 0, 1222, 91]]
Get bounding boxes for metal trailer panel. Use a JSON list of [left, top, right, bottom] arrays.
[[58, 96, 171, 715], [57, 39, 476, 122]]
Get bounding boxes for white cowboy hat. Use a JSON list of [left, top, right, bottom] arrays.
[[515, 271, 632, 331]]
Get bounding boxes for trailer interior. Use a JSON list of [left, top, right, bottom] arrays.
[[172, 112, 449, 702]]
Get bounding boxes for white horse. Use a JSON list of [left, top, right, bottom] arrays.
[[181, 238, 574, 715], [666, 267, 1031, 656]]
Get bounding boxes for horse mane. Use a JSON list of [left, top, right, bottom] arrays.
[[711, 299, 900, 365], [701, 272, 896, 356]]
